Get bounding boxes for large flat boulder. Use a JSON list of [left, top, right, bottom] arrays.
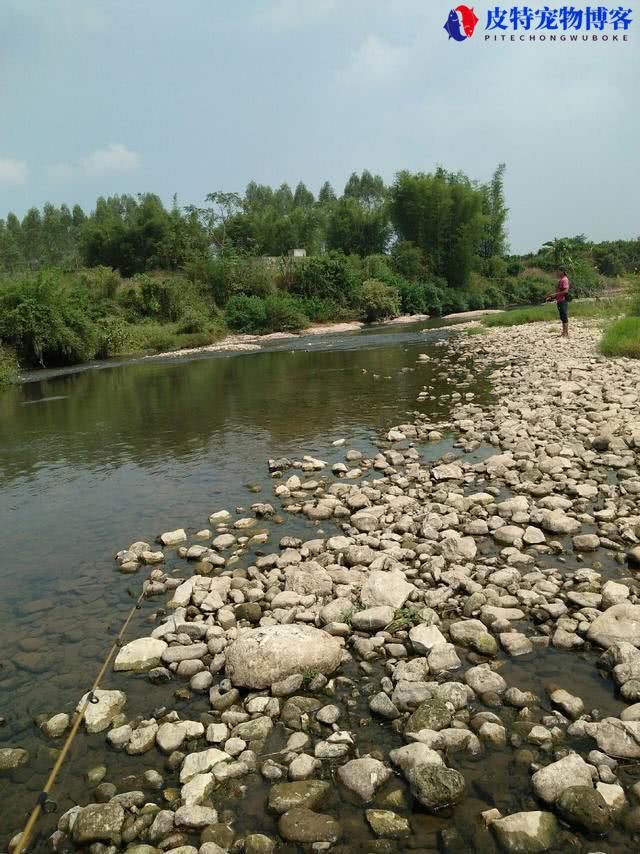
[[359, 570, 414, 609], [225, 625, 342, 689], [587, 604, 640, 648]]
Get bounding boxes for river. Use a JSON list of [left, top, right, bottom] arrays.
[[0, 319, 631, 852]]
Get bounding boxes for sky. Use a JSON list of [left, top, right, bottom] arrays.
[[0, 0, 637, 253]]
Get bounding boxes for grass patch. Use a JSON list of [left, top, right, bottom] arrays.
[[481, 296, 628, 328], [116, 319, 228, 355], [465, 325, 489, 337], [600, 316, 640, 358]]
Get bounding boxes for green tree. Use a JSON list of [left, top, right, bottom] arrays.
[[477, 163, 508, 259], [326, 197, 391, 256]]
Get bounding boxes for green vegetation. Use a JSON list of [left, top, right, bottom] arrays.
[[600, 317, 640, 358], [599, 279, 640, 358], [0, 346, 18, 386], [1, 165, 637, 375]]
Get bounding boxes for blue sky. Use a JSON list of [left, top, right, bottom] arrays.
[[0, 0, 637, 252]]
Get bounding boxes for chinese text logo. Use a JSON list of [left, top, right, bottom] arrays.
[[444, 5, 480, 40]]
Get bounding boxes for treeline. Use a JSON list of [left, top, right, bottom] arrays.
[[0, 167, 509, 281], [1, 165, 637, 378]]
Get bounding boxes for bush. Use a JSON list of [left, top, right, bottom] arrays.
[[421, 282, 445, 315], [79, 266, 122, 300], [0, 271, 98, 367], [177, 309, 207, 334], [264, 293, 309, 332], [139, 326, 178, 352], [390, 241, 427, 280], [398, 281, 427, 315], [439, 289, 470, 315], [0, 345, 18, 386], [97, 316, 132, 357], [359, 279, 401, 323], [297, 297, 355, 323], [292, 255, 359, 305], [225, 294, 267, 333]]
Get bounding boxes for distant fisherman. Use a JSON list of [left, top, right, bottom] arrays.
[[546, 268, 570, 337]]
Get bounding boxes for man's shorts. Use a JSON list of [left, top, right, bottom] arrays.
[[557, 300, 568, 322]]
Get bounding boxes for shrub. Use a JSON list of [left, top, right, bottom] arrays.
[[359, 279, 401, 323], [0, 272, 98, 367], [97, 316, 132, 357], [139, 326, 177, 352], [390, 241, 427, 280], [264, 293, 309, 332], [225, 294, 267, 333], [177, 309, 207, 334], [297, 297, 354, 323], [439, 289, 470, 315], [421, 282, 445, 316], [0, 345, 18, 386], [292, 254, 359, 305], [79, 266, 122, 300], [398, 281, 427, 315]]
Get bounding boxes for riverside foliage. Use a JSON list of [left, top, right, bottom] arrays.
[[0, 166, 637, 371]]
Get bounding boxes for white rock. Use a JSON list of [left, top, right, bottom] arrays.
[[78, 689, 126, 734], [225, 625, 342, 689], [160, 529, 187, 546], [531, 754, 593, 803], [409, 625, 446, 654], [360, 570, 415, 609], [180, 749, 231, 783], [114, 637, 168, 672], [587, 604, 640, 648]]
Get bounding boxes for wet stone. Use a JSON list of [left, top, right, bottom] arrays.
[[365, 810, 411, 838], [278, 808, 341, 843], [268, 780, 330, 814], [556, 786, 611, 835]]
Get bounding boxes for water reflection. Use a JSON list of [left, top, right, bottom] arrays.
[[0, 323, 488, 849]]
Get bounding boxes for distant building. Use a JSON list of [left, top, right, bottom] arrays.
[[288, 248, 306, 258]]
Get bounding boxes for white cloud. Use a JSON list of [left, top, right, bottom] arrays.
[[81, 143, 141, 177], [0, 157, 29, 185], [338, 35, 411, 86], [264, 0, 337, 30], [44, 143, 141, 183]]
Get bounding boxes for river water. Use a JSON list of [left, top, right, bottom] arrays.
[[0, 320, 632, 852]]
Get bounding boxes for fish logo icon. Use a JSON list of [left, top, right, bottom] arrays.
[[444, 5, 479, 41]]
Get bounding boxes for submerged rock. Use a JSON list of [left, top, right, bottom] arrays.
[[278, 807, 341, 843], [0, 748, 29, 771], [365, 809, 410, 837], [72, 803, 125, 844], [491, 811, 558, 853], [556, 786, 611, 835], [268, 780, 330, 814]]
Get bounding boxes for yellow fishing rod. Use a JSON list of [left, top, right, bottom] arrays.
[[14, 586, 147, 853]]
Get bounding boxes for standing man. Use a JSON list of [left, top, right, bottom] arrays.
[[548, 268, 570, 337]]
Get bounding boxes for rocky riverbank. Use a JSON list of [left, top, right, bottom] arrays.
[[8, 320, 640, 854]]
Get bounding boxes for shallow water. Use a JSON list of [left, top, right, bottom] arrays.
[[0, 320, 633, 852]]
